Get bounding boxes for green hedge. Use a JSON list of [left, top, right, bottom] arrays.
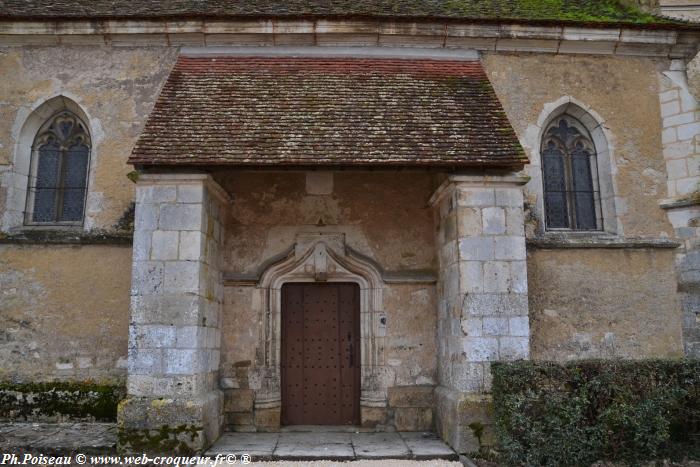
[[0, 381, 125, 422], [492, 360, 700, 466]]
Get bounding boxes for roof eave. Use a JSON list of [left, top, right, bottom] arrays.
[[128, 159, 529, 172], [0, 13, 694, 31]]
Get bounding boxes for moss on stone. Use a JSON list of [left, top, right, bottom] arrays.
[[117, 425, 202, 456], [0, 381, 125, 422], [442, 0, 672, 25], [3, 0, 686, 27]]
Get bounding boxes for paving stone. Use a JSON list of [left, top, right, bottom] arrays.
[[273, 433, 354, 460], [205, 432, 279, 458], [0, 423, 117, 455], [351, 432, 409, 459], [399, 432, 458, 460]]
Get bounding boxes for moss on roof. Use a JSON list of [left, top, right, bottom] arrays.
[[0, 0, 685, 27]]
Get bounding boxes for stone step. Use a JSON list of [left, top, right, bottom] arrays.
[[205, 431, 459, 461]]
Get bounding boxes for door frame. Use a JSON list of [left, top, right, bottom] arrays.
[[251, 236, 388, 423]]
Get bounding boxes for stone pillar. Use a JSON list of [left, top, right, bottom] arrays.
[[118, 173, 229, 454], [431, 174, 530, 454], [663, 202, 700, 358], [659, 60, 700, 358]]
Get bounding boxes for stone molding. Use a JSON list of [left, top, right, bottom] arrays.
[[0, 20, 698, 58], [2, 94, 101, 233], [0, 230, 132, 245], [527, 235, 681, 249], [222, 244, 437, 285], [137, 173, 232, 205], [523, 97, 621, 235], [249, 233, 389, 412], [428, 173, 530, 208]]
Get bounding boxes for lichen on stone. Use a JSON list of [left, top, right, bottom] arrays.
[[0, 381, 125, 422], [117, 424, 202, 456]]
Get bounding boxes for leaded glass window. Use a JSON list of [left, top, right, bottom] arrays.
[[541, 115, 601, 230], [26, 111, 91, 225]]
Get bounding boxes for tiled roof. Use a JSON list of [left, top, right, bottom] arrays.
[[0, 0, 681, 28], [128, 56, 527, 169]]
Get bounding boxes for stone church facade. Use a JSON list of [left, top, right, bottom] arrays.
[[1, 0, 699, 454]]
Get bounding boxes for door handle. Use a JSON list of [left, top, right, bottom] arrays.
[[347, 332, 353, 367]]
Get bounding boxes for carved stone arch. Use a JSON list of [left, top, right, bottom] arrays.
[[529, 97, 620, 234], [3, 95, 96, 231], [253, 233, 388, 417]]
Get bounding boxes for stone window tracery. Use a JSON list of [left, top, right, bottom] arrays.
[[25, 111, 91, 225], [541, 115, 602, 230]]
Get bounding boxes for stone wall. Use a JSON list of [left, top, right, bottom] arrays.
[[659, 0, 700, 20], [483, 53, 674, 238], [0, 46, 176, 232], [528, 248, 684, 360], [0, 244, 131, 382]]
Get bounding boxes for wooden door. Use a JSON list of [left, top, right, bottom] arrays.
[[281, 282, 360, 425]]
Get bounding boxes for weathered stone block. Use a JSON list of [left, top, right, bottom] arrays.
[[226, 411, 253, 428], [128, 349, 162, 374], [494, 236, 526, 261], [163, 261, 201, 294], [461, 318, 482, 337], [163, 349, 203, 375], [459, 261, 483, 294], [509, 316, 530, 337], [135, 204, 159, 231], [151, 186, 177, 203], [159, 204, 203, 231], [483, 261, 510, 293], [509, 261, 528, 294], [456, 207, 482, 236], [394, 407, 434, 431], [451, 361, 485, 393], [462, 293, 528, 317], [132, 324, 176, 349], [482, 207, 506, 235], [494, 188, 523, 208], [459, 237, 493, 261], [176, 326, 204, 349], [131, 261, 164, 296], [224, 388, 255, 412], [499, 337, 529, 360], [482, 317, 508, 336], [151, 230, 179, 260], [254, 407, 280, 431], [457, 395, 497, 449], [179, 231, 202, 260], [131, 294, 203, 326], [505, 207, 525, 236], [361, 406, 387, 427], [457, 188, 495, 207], [177, 184, 205, 203], [463, 337, 499, 362], [388, 385, 434, 408], [132, 233, 152, 262]]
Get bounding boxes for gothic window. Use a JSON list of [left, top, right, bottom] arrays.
[[25, 111, 91, 225], [541, 115, 602, 230]]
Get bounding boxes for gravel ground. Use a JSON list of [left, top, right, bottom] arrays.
[[246, 461, 462, 466]]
